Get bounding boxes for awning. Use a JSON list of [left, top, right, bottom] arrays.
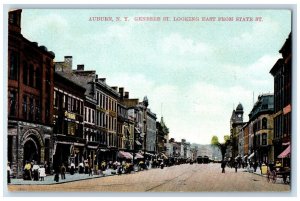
[[118, 151, 133, 159], [160, 153, 168, 159], [99, 149, 109, 152], [87, 145, 98, 149], [278, 145, 291, 158], [134, 153, 144, 159], [243, 155, 248, 159], [135, 140, 142, 146], [134, 127, 141, 134], [235, 155, 241, 160], [248, 152, 255, 159]]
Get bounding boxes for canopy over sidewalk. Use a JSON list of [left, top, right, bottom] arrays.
[[278, 145, 291, 158]]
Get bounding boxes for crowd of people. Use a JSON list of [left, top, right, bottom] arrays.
[[6, 157, 217, 184]]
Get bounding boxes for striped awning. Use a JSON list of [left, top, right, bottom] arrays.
[[278, 145, 290, 158], [134, 153, 144, 159], [118, 151, 133, 159]]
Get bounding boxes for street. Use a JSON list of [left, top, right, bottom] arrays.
[[7, 163, 291, 192]]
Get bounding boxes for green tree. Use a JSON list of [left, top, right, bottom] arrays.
[[211, 135, 231, 161]]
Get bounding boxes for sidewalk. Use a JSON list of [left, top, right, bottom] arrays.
[[9, 168, 136, 185]]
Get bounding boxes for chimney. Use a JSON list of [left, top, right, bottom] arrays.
[[99, 78, 106, 83], [119, 87, 124, 98], [64, 56, 73, 72], [77, 64, 84, 71], [124, 92, 129, 99], [111, 86, 118, 91]]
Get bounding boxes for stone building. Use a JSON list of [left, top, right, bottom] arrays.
[[156, 117, 169, 155], [248, 94, 274, 163], [8, 9, 55, 178], [270, 33, 292, 166], [117, 88, 134, 156], [229, 103, 245, 159], [146, 109, 157, 154], [242, 122, 250, 161]]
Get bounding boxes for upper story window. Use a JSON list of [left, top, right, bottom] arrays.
[[9, 51, 18, 80], [262, 118, 268, 129], [9, 90, 17, 116], [23, 61, 28, 85], [262, 133, 267, 145]]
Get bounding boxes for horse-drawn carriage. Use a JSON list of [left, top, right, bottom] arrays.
[[267, 163, 290, 184]]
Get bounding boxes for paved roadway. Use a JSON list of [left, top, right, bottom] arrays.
[[7, 163, 291, 192]]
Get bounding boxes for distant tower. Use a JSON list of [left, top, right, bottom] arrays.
[[235, 103, 244, 123]]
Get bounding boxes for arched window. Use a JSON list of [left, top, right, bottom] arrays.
[[262, 118, 268, 129]]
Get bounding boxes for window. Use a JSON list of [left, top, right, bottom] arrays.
[[29, 97, 34, 121], [35, 68, 40, 89], [262, 118, 267, 129], [257, 135, 260, 146], [22, 95, 27, 119], [262, 133, 267, 145], [35, 99, 40, 121], [29, 64, 34, 87], [9, 51, 18, 80], [9, 91, 17, 116], [54, 91, 57, 107], [68, 122, 76, 135], [23, 62, 28, 85]]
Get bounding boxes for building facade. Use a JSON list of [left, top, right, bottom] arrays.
[[229, 103, 245, 159], [8, 9, 55, 178], [52, 71, 85, 170], [270, 33, 292, 166], [248, 94, 274, 164]]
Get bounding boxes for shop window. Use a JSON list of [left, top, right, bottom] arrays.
[[68, 122, 76, 135]]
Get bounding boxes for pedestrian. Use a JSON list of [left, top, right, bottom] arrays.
[[54, 166, 59, 182], [234, 161, 238, 173], [24, 161, 32, 180], [89, 165, 93, 176], [221, 160, 226, 173], [32, 162, 40, 181], [7, 162, 11, 184], [39, 165, 46, 181], [61, 163, 66, 180], [70, 162, 75, 175]]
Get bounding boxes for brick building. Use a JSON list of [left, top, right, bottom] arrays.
[[8, 9, 55, 178], [270, 33, 292, 166]]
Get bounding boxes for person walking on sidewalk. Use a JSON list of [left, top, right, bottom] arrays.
[[7, 162, 11, 184], [39, 165, 46, 181], [234, 160, 238, 173], [221, 160, 226, 173], [61, 163, 66, 180]]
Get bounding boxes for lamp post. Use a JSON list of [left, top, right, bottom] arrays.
[[142, 96, 148, 163]]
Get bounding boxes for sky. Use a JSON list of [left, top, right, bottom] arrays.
[[20, 9, 291, 145]]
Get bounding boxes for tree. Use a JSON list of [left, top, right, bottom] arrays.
[[211, 135, 231, 161]]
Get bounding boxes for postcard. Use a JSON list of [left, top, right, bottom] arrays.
[[4, 5, 294, 195]]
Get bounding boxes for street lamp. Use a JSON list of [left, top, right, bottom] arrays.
[[142, 96, 148, 162]]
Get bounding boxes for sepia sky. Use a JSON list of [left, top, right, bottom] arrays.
[[21, 9, 291, 145]]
